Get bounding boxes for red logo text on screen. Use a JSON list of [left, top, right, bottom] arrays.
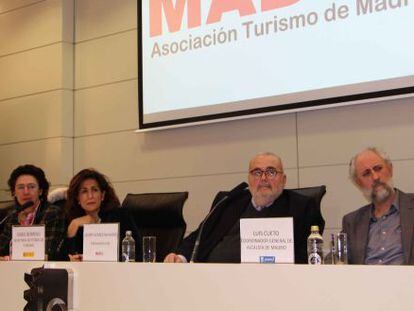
[[149, 0, 301, 37]]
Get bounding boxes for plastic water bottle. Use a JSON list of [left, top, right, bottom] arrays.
[[121, 231, 135, 262], [307, 225, 323, 265]]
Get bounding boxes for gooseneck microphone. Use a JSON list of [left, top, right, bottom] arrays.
[[16, 200, 35, 213], [189, 182, 248, 263], [0, 200, 34, 226]]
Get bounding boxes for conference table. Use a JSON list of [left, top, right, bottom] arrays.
[[1, 261, 412, 310]]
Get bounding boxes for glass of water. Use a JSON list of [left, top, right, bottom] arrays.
[[335, 232, 348, 265], [142, 236, 156, 263]]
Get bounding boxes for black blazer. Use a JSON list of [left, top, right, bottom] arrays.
[[178, 189, 325, 263]]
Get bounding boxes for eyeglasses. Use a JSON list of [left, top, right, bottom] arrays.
[[15, 183, 39, 192], [249, 168, 283, 179]]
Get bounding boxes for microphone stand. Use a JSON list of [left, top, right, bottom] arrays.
[[189, 182, 248, 263], [0, 201, 34, 226], [0, 213, 12, 226], [189, 195, 228, 263]]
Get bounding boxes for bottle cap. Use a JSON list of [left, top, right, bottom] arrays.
[[311, 225, 319, 232], [126, 230, 132, 235]]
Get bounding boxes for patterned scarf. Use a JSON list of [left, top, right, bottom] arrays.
[[19, 202, 40, 226]]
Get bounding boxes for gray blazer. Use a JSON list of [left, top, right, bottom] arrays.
[[342, 189, 414, 265]]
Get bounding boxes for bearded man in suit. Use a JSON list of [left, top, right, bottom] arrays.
[[343, 147, 414, 265]]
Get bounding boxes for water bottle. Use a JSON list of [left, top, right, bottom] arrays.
[[121, 231, 135, 262], [307, 225, 323, 265]]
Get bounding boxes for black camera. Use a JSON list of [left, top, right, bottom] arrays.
[[24, 266, 73, 311]]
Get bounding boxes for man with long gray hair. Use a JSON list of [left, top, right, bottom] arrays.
[[342, 147, 414, 265]]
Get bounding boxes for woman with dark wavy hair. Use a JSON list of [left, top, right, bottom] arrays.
[[0, 164, 66, 261], [65, 168, 140, 261]]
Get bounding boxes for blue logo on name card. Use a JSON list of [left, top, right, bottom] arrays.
[[260, 256, 275, 263]]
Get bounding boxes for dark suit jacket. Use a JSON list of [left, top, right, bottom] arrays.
[[342, 189, 414, 265], [178, 189, 325, 264]]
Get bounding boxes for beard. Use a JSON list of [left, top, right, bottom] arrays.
[[252, 183, 284, 207], [362, 179, 394, 204]]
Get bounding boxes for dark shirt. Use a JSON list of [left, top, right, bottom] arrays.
[[0, 201, 66, 260], [65, 208, 141, 261], [207, 202, 276, 263]]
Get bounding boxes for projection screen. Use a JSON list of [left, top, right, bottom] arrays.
[[138, 0, 414, 130]]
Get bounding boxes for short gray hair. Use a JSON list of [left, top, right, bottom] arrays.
[[349, 147, 392, 182]]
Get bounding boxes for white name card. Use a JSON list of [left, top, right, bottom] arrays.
[[82, 223, 119, 262], [11, 225, 45, 261], [240, 217, 294, 263]]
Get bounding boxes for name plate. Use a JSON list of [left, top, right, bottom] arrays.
[[11, 225, 45, 261], [83, 223, 119, 262], [240, 217, 294, 263]]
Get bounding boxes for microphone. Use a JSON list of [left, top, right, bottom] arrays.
[[0, 201, 35, 226], [189, 182, 248, 263], [15, 201, 35, 213]]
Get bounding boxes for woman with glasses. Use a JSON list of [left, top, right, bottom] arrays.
[[0, 164, 66, 260]]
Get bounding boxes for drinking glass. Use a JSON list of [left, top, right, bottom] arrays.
[[142, 236, 156, 263], [335, 232, 348, 265]]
